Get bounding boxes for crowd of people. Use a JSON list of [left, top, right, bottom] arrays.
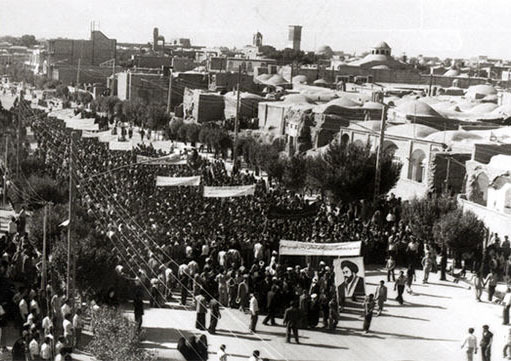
[[0, 103, 450, 360]]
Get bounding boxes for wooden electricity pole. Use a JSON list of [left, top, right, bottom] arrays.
[[166, 68, 173, 113], [232, 65, 242, 169], [3, 136, 8, 206], [66, 133, 75, 299], [374, 103, 387, 201]]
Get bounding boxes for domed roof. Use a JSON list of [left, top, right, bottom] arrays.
[[386, 124, 439, 138], [372, 64, 391, 70], [326, 97, 361, 108], [316, 45, 333, 57], [255, 73, 273, 83], [443, 68, 459, 77], [292, 75, 308, 84], [373, 41, 391, 49], [348, 120, 382, 132], [468, 103, 498, 115], [282, 94, 316, 104], [265, 74, 289, 86], [313, 78, 329, 85], [466, 84, 497, 96], [362, 101, 384, 110], [396, 100, 444, 118]]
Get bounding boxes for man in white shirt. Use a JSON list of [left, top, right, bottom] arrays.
[[19, 297, 29, 322], [249, 293, 259, 333], [28, 334, 39, 360], [461, 327, 477, 361], [63, 314, 73, 345], [40, 337, 52, 360]]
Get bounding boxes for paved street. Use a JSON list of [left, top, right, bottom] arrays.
[[120, 268, 508, 361]]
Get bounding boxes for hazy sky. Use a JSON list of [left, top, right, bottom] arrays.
[[2, 0, 511, 59]]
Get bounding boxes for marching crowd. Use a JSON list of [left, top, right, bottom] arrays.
[[0, 106, 448, 360]]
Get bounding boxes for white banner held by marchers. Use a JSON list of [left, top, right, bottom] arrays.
[[203, 184, 256, 198], [136, 154, 187, 165], [156, 176, 201, 187], [109, 141, 133, 151], [279, 240, 361, 257]]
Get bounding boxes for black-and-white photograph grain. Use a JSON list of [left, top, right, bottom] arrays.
[[1, 1, 510, 360]]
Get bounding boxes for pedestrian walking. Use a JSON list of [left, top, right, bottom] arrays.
[[134, 286, 144, 332], [480, 325, 493, 361], [461, 327, 477, 361], [374, 280, 387, 316], [327, 299, 339, 331], [283, 301, 300, 343], [422, 253, 433, 284], [503, 328, 511, 359], [72, 309, 83, 349], [385, 255, 396, 282], [474, 273, 485, 302], [485, 272, 497, 302], [262, 285, 277, 326], [248, 350, 262, 361], [503, 289, 511, 325], [394, 271, 407, 305], [208, 299, 221, 334], [195, 291, 207, 331], [218, 344, 227, 361], [249, 293, 259, 333], [362, 294, 375, 334], [406, 264, 416, 294]]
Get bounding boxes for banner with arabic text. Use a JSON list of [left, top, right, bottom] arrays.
[[136, 154, 187, 165], [156, 176, 201, 187], [279, 240, 361, 257], [203, 184, 256, 198]]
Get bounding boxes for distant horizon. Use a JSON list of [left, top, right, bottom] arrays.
[[3, 0, 511, 60]]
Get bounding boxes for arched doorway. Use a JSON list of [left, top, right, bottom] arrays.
[[408, 149, 426, 183]]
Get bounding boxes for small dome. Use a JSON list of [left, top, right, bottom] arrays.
[[373, 41, 391, 49], [313, 78, 329, 85], [443, 69, 459, 77], [316, 45, 333, 57], [326, 97, 361, 108], [466, 84, 497, 97], [292, 75, 308, 84], [386, 124, 438, 138], [282, 94, 316, 104], [372, 64, 391, 70]]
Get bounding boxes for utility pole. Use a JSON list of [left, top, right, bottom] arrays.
[[232, 65, 242, 169], [75, 58, 81, 92], [16, 109, 20, 178], [66, 133, 74, 299], [41, 202, 49, 290], [3, 136, 8, 206], [111, 58, 116, 96], [444, 155, 451, 195], [374, 102, 387, 201], [166, 68, 173, 113]]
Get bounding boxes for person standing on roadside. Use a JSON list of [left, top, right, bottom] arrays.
[[503, 289, 511, 325], [406, 264, 416, 294], [485, 271, 497, 302], [283, 301, 300, 344], [474, 273, 485, 302], [208, 298, 221, 334], [461, 327, 477, 361], [385, 255, 396, 282], [362, 294, 375, 334], [503, 328, 511, 359], [394, 271, 407, 305], [374, 280, 387, 316], [480, 325, 493, 361], [249, 293, 259, 333]]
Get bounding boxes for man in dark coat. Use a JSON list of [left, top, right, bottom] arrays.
[[133, 285, 144, 332], [283, 301, 300, 344], [208, 299, 221, 334], [262, 285, 277, 326]]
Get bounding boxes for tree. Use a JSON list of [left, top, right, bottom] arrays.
[[55, 85, 69, 99], [20, 35, 38, 48], [86, 307, 155, 361], [401, 196, 457, 242], [282, 155, 307, 191], [169, 117, 184, 139], [305, 141, 402, 202], [145, 105, 169, 130], [185, 123, 201, 146], [433, 209, 485, 254], [123, 99, 147, 127]]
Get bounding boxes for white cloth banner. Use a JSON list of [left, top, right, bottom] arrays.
[[203, 184, 256, 198], [136, 154, 187, 165], [156, 176, 201, 187], [109, 141, 133, 151], [279, 240, 361, 257], [81, 131, 99, 138]]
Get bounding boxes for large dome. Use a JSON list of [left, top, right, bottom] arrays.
[[396, 100, 445, 118], [386, 124, 439, 138], [466, 84, 497, 97]]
